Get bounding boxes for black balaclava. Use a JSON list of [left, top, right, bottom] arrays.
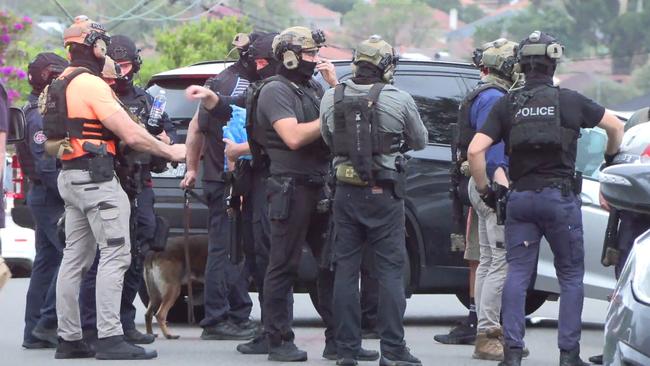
[[249, 32, 279, 80], [69, 43, 105, 75], [257, 59, 280, 79], [352, 62, 383, 85], [27, 52, 68, 96], [279, 58, 316, 84]]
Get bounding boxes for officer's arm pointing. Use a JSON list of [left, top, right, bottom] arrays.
[[597, 110, 624, 156], [273, 118, 322, 150], [101, 108, 186, 162], [467, 132, 494, 193]]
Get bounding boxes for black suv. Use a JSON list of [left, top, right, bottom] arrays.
[[10, 59, 550, 319]]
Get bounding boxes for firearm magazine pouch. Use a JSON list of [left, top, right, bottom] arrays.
[[335, 164, 368, 186], [88, 154, 115, 183], [150, 215, 170, 252], [267, 176, 293, 220]]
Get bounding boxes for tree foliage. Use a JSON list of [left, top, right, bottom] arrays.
[[312, 0, 359, 14], [342, 0, 437, 47], [0, 11, 34, 104]]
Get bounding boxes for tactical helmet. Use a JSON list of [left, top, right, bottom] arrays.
[[477, 38, 518, 79], [272, 26, 326, 70], [101, 56, 121, 81], [352, 35, 398, 83], [516, 30, 563, 68], [107, 35, 141, 73], [63, 15, 110, 58], [27, 52, 68, 92]]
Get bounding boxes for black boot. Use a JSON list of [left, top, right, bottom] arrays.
[[23, 339, 56, 349], [237, 334, 269, 354], [498, 347, 523, 366], [588, 354, 603, 365], [322, 340, 379, 361], [380, 347, 422, 366], [94, 335, 157, 360], [201, 321, 256, 340], [124, 328, 155, 344], [32, 323, 58, 345], [433, 319, 476, 345], [560, 348, 589, 366], [54, 338, 95, 359], [82, 328, 98, 352], [268, 340, 308, 362]]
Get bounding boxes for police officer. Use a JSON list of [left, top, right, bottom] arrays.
[[181, 32, 260, 341], [462, 39, 518, 361], [46, 15, 184, 360], [320, 35, 426, 366], [19, 53, 68, 349], [78, 35, 177, 346], [467, 31, 624, 366]]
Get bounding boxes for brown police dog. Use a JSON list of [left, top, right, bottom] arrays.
[[143, 234, 208, 339]]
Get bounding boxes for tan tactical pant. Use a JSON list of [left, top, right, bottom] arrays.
[[468, 177, 507, 332], [56, 169, 131, 341]]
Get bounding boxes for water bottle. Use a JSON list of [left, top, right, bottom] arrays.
[[147, 90, 167, 128]]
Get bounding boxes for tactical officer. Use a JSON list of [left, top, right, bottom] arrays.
[[462, 39, 518, 361], [19, 53, 68, 349], [320, 35, 426, 366], [467, 31, 624, 366], [45, 15, 184, 360], [181, 32, 260, 341]]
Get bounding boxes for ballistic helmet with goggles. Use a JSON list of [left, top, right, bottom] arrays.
[[272, 26, 326, 70], [516, 30, 563, 67], [107, 35, 141, 73], [477, 38, 518, 78], [352, 35, 398, 83], [63, 15, 110, 59], [28, 52, 68, 92]]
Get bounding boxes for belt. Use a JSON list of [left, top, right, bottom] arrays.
[[277, 174, 326, 187], [61, 158, 91, 170]]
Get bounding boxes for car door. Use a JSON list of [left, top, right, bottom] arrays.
[[534, 127, 617, 300]]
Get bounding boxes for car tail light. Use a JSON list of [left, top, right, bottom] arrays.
[[641, 145, 650, 163], [8, 154, 25, 200]]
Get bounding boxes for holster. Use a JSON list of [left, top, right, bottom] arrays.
[[267, 176, 294, 220], [492, 182, 509, 226], [573, 171, 583, 195], [87, 154, 114, 183]]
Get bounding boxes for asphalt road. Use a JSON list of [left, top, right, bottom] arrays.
[[1, 278, 608, 365]]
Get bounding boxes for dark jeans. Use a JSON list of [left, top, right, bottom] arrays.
[[332, 183, 407, 357], [503, 188, 584, 351], [361, 248, 378, 332], [24, 185, 65, 342], [199, 181, 252, 327], [263, 178, 334, 346], [615, 210, 650, 278], [80, 187, 156, 331]]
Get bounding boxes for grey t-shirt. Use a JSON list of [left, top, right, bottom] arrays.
[[256, 78, 330, 176], [320, 80, 427, 171]]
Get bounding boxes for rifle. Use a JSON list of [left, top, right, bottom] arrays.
[[449, 123, 466, 252], [183, 189, 196, 325], [601, 209, 621, 267], [224, 171, 244, 265]]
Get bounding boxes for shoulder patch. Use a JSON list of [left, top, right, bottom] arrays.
[[33, 130, 47, 144]]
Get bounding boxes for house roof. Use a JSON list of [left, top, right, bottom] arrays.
[[293, 0, 341, 20]]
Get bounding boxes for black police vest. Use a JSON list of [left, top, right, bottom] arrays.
[[247, 75, 329, 174], [508, 85, 577, 155], [121, 87, 151, 126], [331, 83, 401, 182], [455, 83, 507, 161], [15, 102, 39, 182]]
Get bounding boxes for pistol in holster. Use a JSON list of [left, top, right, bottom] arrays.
[[492, 182, 509, 226], [82, 142, 114, 183]]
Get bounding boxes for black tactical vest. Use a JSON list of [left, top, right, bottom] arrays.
[[15, 102, 39, 181], [455, 83, 507, 161], [508, 85, 577, 155], [331, 83, 401, 182]]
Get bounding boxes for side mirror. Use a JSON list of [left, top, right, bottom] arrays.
[[8, 107, 25, 144]]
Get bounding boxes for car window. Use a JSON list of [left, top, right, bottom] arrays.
[[393, 74, 466, 145], [147, 83, 200, 122], [576, 128, 607, 179]]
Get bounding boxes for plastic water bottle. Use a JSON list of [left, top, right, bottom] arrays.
[[147, 90, 167, 128]]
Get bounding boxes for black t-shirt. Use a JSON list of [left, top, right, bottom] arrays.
[[256, 78, 329, 176], [480, 81, 605, 188], [198, 63, 251, 182]]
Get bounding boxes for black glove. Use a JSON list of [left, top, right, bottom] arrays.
[[479, 185, 497, 210], [600, 152, 618, 171]]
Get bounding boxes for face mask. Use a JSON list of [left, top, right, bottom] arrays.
[[112, 77, 133, 94], [296, 59, 317, 79]]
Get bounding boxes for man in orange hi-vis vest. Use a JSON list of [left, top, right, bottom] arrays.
[[41, 15, 185, 360]]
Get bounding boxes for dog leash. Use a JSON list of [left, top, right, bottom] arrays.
[[183, 189, 196, 325]]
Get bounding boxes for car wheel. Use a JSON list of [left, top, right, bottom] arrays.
[[455, 290, 548, 316]]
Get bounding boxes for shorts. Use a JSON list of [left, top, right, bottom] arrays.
[[463, 207, 480, 261]]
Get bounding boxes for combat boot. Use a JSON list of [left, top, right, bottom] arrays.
[[473, 331, 504, 361], [54, 338, 95, 359], [124, 328, 155, 344], [322, 340, 379, 361], [237, 334, 269, 354], [498, 347, 522, 366], [94, 335, 157, 360], [379, 347, 422, 366], [433, 319, 476, 345], [268, 340, 308, 362], [560, 347, 589, 366]]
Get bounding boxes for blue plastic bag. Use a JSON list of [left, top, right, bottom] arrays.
[[223, 105, 252, 171]]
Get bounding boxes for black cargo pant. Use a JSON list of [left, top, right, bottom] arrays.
[[332, 183, 407, 358], [263, 176, 334, 346]]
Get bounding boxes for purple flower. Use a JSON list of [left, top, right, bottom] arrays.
[[14, 23, 24, 31], [7, 88, 20, 103], [15, 69, 26, 79], [1, 34, 10, 44], [22, 16, 32, 24], [0, 66, 12, 76]]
